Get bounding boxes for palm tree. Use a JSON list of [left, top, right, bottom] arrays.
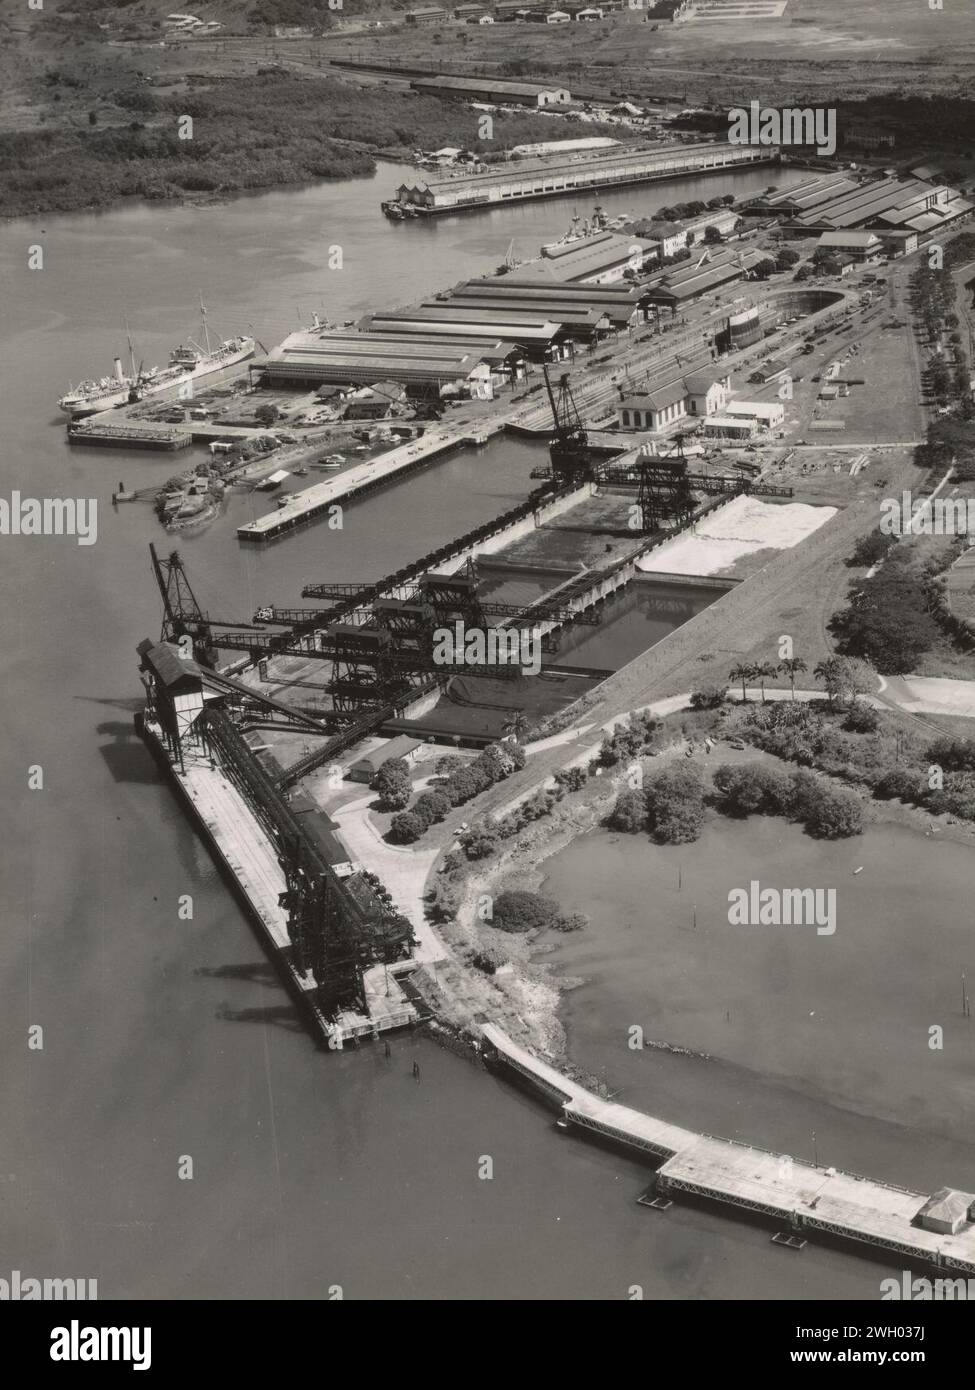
[[729, 662, 757, 703], [502, 711, 531, 743], [779, 656, 808, 701], [814, 657, 844, 710], [754, 661, 779, 704]]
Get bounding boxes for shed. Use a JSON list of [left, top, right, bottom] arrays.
[[349, 735, 425, 784]]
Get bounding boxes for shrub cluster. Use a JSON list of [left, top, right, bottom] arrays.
[[598, 711, 660, 767], [490, 890, 586, 936]]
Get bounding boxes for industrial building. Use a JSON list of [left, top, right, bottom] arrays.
[[406, 4, 447, 21], [454, 275, 650, 327], [750, 173, 861, 219], [261, 329, 503, 394], [616, 355, 731, 433], [360, 306, 576, 360], [536, 230, 660, 284], [788, 175, 973, 236], [409, 76, 572, 107], [702, 414, 756, 441], [642, 247, 770, 311], [640, 207, 741, 259], [725, 400, 786, 428], [510, 136, 619, 159], [393, 142, 775, 214], [816, 230, 884, 262]]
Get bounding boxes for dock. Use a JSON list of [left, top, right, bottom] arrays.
[[236, 422, 500, 541], [482, 1024, 975, 1273], [392, 141, 778, 217], [139, 715, 417, 1047]]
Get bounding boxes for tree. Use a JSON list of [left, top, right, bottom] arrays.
[[789, 769, 862, 838], [645, 763, 706, 845], [462, 827, 498, 859], [775, 248, 800, 271], [609, 788, 647, 832], [754, 661, 779, 703], [844, 702, 880, 733], [502, 712, 531, 743], [814, 657, 846, 709], [254, 403, 281, 426], [491, 890, 561, 934], [703, 224, 723, 245], [778, 656, 807, 700], [713, 763, 794, 817], [689, 684, 726, 709], [794, 263, 814, 282], [874, 769, 926, 802], [729, 662, 757, 702], [414, 789, 450, 825], [839, 657, 877, 706], [388, 811, 425, 844], [373, 756, 412, 810], [555, 765, 588, 792]]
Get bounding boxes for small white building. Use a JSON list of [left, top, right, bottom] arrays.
[[576, 6, 604, 18], [546, 9, 572, 20], [683, 370, 730, 418], [725, 400, 786, 428]]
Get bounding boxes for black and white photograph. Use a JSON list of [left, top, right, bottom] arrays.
[[4, 0, 975, 1349]]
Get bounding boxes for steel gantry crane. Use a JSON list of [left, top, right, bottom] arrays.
[[542, 362, 595, 487]]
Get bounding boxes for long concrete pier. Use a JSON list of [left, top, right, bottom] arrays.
[[480, 1024, 975, 1272], [237, 422, 500, 541]]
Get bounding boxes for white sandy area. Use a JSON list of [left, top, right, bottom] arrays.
[[636, 495, 836, 578]]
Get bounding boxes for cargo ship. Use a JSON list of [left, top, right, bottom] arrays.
[[58, 304, 255, 416]]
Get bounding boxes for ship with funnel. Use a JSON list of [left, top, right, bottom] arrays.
[[58, 302, 255, 417]]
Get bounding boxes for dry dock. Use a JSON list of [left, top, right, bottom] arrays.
[[483, 1025, 975, 1273]]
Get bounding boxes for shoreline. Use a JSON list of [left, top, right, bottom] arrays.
[[422, 713, 975, 1093]]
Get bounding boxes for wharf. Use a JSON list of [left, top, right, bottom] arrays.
[[237, 421, 502, 541], [482, 1024, 975, 1273], [396, 142, 777, 217], [140, 717, 417, 1047]]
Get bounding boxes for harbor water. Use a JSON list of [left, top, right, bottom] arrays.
[[0, 157, 893, 1300]]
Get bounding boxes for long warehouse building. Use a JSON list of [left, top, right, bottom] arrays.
[[359, 308, 577, 359], [642, 247, 771, 310], [394, 141, 778, 214], [260, 330, 513, 391], [457, 276, 652, 325]]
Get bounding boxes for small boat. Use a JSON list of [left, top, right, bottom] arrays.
[[324, 454, 345, 467], [853, 866, 864, 875]]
